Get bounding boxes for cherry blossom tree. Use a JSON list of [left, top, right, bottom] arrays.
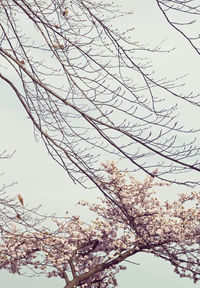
[[0, 0, 200, 190], [0, 1, 199, 286], [1, 161, 200, 287]]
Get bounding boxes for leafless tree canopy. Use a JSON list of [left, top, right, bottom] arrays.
[[156, 0, 200, 55], [0, 0, 200, 189]]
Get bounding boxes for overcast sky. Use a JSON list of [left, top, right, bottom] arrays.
[[0, 0, 199, 287]]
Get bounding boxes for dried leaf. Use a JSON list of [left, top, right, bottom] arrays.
[[18, 194, 24, 206]]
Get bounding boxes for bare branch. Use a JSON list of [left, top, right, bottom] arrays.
[[0, 0, 200, 188]]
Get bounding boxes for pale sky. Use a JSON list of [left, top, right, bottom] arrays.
[[0, 0, 199, 287]]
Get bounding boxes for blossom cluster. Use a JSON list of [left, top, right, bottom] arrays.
[[0, 161, 200, 287]]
